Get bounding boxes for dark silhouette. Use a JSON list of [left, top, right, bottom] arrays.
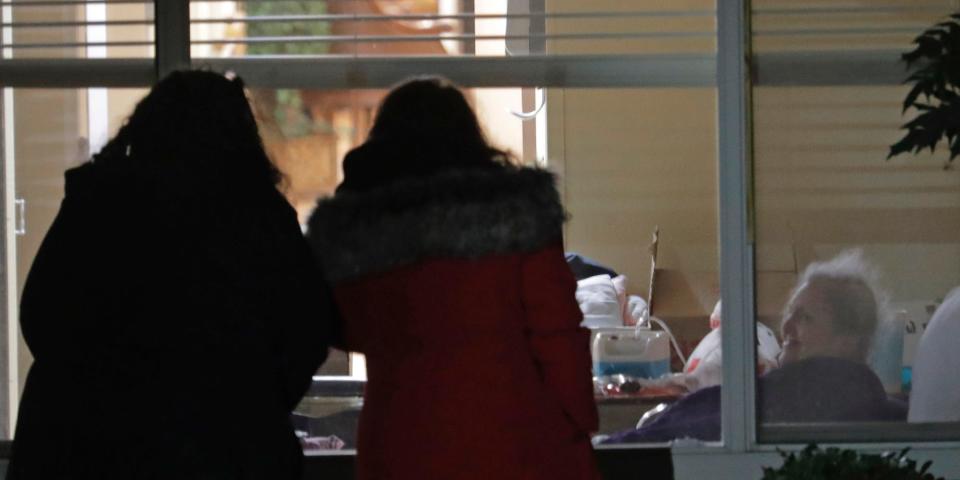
[[8, 70, 335, 479], [334, 77, 510, 194], [307, 77, 600, 479]]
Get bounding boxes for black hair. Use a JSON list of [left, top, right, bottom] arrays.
[[338, 76, 512, 193], [93, 69, 281, 188]]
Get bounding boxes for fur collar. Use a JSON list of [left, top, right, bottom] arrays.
[[307, 166, 566, 282]]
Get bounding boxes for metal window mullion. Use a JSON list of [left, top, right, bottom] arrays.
[[195, 54, 716, 89], [461, 0, 474, 55], [155, 0, 189, 79], [759, 423, 960, 444], [718, 0, 756, 454], [0, 6, 8, 437], [529, 0, 544, 54], [0, 58, 155, 87], [754, 50, 909, 86]]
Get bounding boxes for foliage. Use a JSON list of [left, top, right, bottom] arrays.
[[245, 1, 330, 56], [890, 13, 960, 167], [245, 1, 330, 138], [761, 444, 944, 480]]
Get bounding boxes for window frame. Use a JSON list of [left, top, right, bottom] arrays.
[[2, 0, 960, 477]]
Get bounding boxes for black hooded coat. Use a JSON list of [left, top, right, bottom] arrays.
[[7, 158, 334, 480]]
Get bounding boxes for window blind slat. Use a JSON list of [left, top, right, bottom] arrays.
[[752, 0, 954, 53], [188, 2, 717, 59], [189, 31, 714, 47], [0, 1, 150, 6], [1, 19, 152, 28], [1, 0, 155, 59], [189, 11, 716, 25], [8, 40, 151, 49]]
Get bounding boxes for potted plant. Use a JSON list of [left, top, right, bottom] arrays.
[[889, 13, 960, 168], [761, 444, 944, 480]]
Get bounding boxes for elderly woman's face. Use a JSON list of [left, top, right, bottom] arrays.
[[779, 281, 861, 365]]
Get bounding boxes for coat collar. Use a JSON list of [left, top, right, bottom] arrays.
[[307, 166, 566, 282]]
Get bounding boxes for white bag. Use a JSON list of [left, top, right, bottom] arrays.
[[683, 301, 781, 391]]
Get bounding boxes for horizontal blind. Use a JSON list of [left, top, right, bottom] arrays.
[[0, 0, 155, 59], [189, 0, 716, 59], [752, 1, 955, 53]]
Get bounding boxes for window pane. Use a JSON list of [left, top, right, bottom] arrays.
[[753, 0, 949, 53], [188, 0, 714, 59], [566, 87, 720, 445], [1, 83, 721, 450], [272, 85, 721, 451], [752, 0, 960, 441], [0, 87, 149, 439], [1, 2, 155, 59]]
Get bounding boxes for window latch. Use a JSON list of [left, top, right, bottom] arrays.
[[15, 197, 25, 236]]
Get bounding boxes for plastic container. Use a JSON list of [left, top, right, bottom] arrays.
[[591, 327, 671, 379]]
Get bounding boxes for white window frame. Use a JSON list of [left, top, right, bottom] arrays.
[[2, 0, 960, 476]]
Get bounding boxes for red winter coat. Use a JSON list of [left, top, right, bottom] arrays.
[[308, 165, 599, 480]]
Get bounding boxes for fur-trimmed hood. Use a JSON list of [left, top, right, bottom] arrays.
[[307, 166, 566, 282]]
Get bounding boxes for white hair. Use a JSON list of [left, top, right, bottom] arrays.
[[794, 249, 891, 358]]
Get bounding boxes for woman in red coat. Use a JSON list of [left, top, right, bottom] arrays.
[[307, 77, 600, 479]]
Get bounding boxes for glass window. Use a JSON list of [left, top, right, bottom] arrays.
[[268, 84, 721, 450], [751, 0, 960, 442], [564, 87, 719, 445], [189, 0, 715, 59], [0, 87, 149, 439], [2, 0, 959, 470], [1, 1, 154, 59], [189, 0, 721, 451]]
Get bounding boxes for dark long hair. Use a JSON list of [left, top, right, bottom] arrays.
[[93, 70, 281, 189], [338, 76, 512, 192]]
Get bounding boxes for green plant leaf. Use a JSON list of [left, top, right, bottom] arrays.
[[890, 13, 960, 162], [950, 133, 960, 162], [904, 82, 929, 112], [761, 444, 945, 480]]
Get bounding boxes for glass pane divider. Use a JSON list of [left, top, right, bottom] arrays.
[[759, 423, 960, 444], [194, 54, 717, 89], [0, 83, 13, 441], [0, 58, 155, 87], [718, 0, 757, 454], [155, 0, 190, 79], [754, 50, 912, 86]]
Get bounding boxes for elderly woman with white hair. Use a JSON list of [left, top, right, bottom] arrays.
[[909, 287, 960, 422], [779, 249, 888, 366], [601, 250, 905, 444]]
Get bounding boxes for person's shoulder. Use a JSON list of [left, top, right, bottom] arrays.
[[63, 161, 100, 198], [64, 158, 152, 200], [308, 165, 565, 283], [760, 357, 893, 422]]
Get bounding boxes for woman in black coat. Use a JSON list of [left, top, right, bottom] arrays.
[[7, 70, 335, 479]]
